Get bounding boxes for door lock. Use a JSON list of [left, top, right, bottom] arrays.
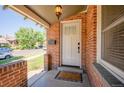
[[78, 42, 80, 53], [78, 46, 80, 53]]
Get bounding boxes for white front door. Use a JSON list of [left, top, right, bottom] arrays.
[[62, 20, 81, 67]]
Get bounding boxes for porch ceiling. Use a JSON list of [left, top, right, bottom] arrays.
[[27, 5, 87, 24]]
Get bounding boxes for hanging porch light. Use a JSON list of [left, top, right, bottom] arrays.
[[55, 5, 62, 20]]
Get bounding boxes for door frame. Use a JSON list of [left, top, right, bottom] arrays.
[[60, 19, 82, 68]]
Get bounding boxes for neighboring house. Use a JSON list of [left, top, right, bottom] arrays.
[[5, 35, 17, 48], [0, 35, 17, 47], [0, 37, 9, 47]]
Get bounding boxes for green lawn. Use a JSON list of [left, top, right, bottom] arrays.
[[0, 56, 23, 65], [0, 55, 44, 72], [27, 55, 44, 71]]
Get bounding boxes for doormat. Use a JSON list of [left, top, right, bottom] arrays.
[[55, 71, 82, 83]]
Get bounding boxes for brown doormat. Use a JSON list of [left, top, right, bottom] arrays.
[[55, 71, 82, 83]]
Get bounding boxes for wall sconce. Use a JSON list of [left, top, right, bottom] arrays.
[[55, 5, 62, 20]]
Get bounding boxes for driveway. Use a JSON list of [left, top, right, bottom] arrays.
[[12, 49, 45, 57]]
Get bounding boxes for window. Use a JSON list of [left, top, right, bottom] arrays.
[[97, 6, 124, 83], [102, 22, 124, 71]]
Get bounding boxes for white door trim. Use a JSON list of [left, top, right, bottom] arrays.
[[60, 19, 82, 68]]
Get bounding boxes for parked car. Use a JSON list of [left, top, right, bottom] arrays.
[[0, 48, 12, 59], [35, 45, 43, 49]]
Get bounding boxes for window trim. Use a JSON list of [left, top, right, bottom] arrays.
[[97, 5, 124, 84]]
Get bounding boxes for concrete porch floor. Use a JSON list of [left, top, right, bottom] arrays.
[[29, 68, 91, 87]]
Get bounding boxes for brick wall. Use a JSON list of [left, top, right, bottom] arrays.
[[46, 22, 60, 69], [0, 60, 27, 87], [85, 5, 110, 87], [45, 12, 86, 70], [45, 5, 110, 86]]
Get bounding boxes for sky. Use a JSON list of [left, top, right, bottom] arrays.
[[0, 5, 45, 37]]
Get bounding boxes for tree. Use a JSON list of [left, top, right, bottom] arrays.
[[36, 31, 45, 45], [15, 27, 45, 49]]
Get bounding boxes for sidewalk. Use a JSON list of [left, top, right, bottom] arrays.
[[24, 55, 42, 61]]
